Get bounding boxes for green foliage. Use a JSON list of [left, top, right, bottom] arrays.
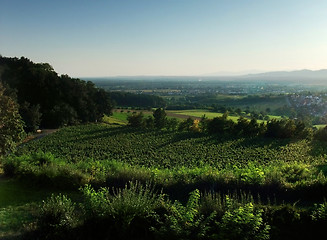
[[178, 117, 195, 131], [19, 101, 42, 132], [153, 108, 167, 129], [0, 81, 25, 155], [12, 124, 327, 190], [166, 117, 179, 130], [235, 163, 265, 185], [81, 181, 165, 238], [127, 112, 145, 127], [110, 91, 166, 108], [2, 152, 88, 188], [311, 201, 327, 221], [0, 56, 113, 128], [266, 119, 311, 139], [218, 196, 270, 240], [314, 126, 327, 141], [38, 194, 77, 233], [154, 189, 216, 240]]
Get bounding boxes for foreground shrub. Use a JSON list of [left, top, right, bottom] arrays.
[[311, 201, 327, 221], [153, 189, 216, 240], [81, 181, 165, 239], [217, 196, 270, 240], [2, 152, 89, 188], [37, 194, 77, 236]]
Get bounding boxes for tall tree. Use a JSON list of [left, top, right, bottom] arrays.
[[153, 108, 167, 129], [0, 82, 25, 155]]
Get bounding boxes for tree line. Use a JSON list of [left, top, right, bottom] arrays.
[[0, 56, 113, 155], [127, 108, 318, 140], [0, 56, 113, 130], [110, 91, 166, 108]]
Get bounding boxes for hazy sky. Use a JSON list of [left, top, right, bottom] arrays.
[[1, 0, 327, 77]]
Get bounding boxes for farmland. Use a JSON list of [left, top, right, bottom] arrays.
[[10, 123, 327, 193], [3, 123, 327, 239], [15, 124, 323, 169]]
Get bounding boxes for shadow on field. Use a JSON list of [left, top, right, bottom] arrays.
[[64, 126, 139, 143]]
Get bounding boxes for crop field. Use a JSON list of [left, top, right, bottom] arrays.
[[17, 124, 326, 170], [5, 123, 327, 239]]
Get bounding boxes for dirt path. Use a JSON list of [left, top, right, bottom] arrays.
[[21, 129, 58, 145]]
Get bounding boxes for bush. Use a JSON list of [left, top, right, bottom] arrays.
[[311, 201, 327, 221], [37, 194, 77, 235], [81, 181, 165, 239], [217, 196, 270, 240], [154, 189, 216, 240]]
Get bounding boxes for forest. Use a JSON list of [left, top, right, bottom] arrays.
[[1, 57, 327, 239]]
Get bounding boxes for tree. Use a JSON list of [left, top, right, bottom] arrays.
[[0, 82, 25, 155], [153, 108, 167, 129], [127, 112, 144, 128], [19, 101, 42, 132], [166, 118, 179, 131], [178, 117, 194, 132]]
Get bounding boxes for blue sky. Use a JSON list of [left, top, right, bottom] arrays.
[[1, 0, 327, 77]]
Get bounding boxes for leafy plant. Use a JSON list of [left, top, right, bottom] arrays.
[[154, 189, 216, 240], [217, 196, 270, 240], [311, 201, 327, 221], [81, 181, 165, 238], [38, 194, 77, 233]]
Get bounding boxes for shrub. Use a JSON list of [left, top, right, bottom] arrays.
[[234, 163, 265, 185], [217, 196, 270, 240], [154, 189, 216, 240], [311, 201, 327, 221], [81, 181, 165, 238], [38, 194, 77, 234]]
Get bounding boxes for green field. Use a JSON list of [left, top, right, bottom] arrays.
[[106, 109, 285, 126], [168, 109, 283, 123], [0, 178, 79, 238]]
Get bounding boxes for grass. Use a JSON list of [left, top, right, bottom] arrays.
[[105, 109, 285, 126], [167, 109, 283, 123], [0, 177, 80, 238], [168, 109, 239, 121], [102, 112, 128, 125]]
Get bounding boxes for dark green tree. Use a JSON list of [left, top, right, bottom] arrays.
[[19, 101, 42, 132], [153, 108, 167, 129], [127, 112, 144, 128]]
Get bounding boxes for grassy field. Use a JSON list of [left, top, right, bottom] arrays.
[[0, 176, 81, 238], [168, 109, 241, 122], [106, 109, 285, 125]]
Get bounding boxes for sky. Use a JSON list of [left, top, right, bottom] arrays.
[[1, 0, 327, 77]]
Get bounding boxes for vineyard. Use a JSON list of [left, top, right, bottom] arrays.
[[3, 123, 327, 239], [17, 124, 326, 169], [6, 123, 326, 193]]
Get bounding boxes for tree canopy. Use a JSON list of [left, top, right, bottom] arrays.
[[0, 56, 113, 129]]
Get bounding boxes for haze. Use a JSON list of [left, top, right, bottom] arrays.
[[1, 0, 327, 77]]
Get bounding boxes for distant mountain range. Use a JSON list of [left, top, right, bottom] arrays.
[[244, 69, 327, 78], [207, 69, 327, 84], [87, 69, 327, 85]]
